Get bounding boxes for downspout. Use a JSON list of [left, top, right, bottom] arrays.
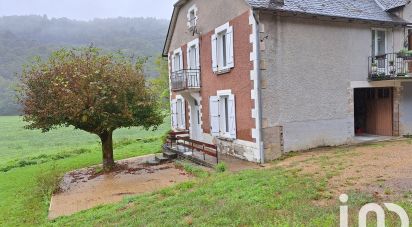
[[252, 10, 265, 164]]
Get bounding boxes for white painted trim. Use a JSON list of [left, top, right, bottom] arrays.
[[172, 48, 183, 72], [168, 53, 174, 130], [188, 93, 204, 141], [212, 22, 234, 73], [187, 38, 200, 69], [187, 38, 199, 50], [371, 28, 388, 55], [249, 11, 262, 162], [216, 89, 232, 96], [175, 95, 186, 130], [187, 4, 198, 28], [215, 22, 230, 34]]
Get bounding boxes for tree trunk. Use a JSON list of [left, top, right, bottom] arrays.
[[99, 130, 115, 171]]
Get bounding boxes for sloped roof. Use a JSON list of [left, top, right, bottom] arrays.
[[247, 0, 408, 24], [376, 0, 409, 11], [163, 0, 409, 56]]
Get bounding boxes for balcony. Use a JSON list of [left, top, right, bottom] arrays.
[[171, 69, 201, 92], [368, 53, 412, 81]]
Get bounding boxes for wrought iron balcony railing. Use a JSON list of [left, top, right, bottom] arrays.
[[368, 53, 412, 81], [171, 69, 201, 91]]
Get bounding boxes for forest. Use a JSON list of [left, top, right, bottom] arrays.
[[0, 15, 168, 115]]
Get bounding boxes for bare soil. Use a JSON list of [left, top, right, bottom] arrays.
[[48, 155, 192, 219], [276, 139, 412, 203]]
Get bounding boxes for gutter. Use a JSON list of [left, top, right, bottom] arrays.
[[255, 8, 410, 26], [252, 10, 265, 164]]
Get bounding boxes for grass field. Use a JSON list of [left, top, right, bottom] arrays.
[[0, 116, 170, 226], [2, 116, 412, 226]]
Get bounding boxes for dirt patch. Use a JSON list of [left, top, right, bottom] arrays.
[[49, 155, 192, 219], [276, 139, 412, 202]]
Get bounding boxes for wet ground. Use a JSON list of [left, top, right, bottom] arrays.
[[277, 139, 412, 202], [48, 155, 192, 219]]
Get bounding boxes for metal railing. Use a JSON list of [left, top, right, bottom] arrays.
[[368, 53, 411, 81], [171, 69, 201, 91], [165, 131, 219, 165]]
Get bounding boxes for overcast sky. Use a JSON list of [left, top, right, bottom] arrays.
[[0, 0, 175, 20]]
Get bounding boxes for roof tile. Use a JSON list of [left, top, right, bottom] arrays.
[[248, 0, 408, 24]]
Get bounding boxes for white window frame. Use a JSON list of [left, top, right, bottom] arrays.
[[187, 38, 200, 70], [209, 90, 236, 139], [371, 28, 387, 57], [172, 95, 186, 130], [211, 22, 234, 74], [172, 48, 183, 72], [187, 5, 198, 29]]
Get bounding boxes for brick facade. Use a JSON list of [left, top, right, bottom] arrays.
[[170, 11, 255, 143]]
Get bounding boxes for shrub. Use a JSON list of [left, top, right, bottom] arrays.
[[215, 162, 227, 173]]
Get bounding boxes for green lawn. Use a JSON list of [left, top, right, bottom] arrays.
[[0, 116, 170, 226], [50, 140, 412, 227], [2, 116, 412, 226]]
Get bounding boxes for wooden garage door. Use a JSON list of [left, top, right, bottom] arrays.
[[366, 88, 393, 136]]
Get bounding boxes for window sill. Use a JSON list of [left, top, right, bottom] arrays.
[[215, 68, 231, 75]]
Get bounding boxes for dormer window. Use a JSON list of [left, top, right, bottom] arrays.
[[187, 5, 198, 29]]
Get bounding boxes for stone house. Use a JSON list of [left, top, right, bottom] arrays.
[[163, 0, 412, 163]]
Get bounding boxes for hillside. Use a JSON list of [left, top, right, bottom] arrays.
[[0, 15, 169, 115]]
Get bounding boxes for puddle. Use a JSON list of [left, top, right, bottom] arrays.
[[48, 155, 192, 219]]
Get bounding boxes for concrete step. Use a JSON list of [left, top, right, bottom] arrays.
[[155, 155, 170, 164], [146, 159, 160, 166], [163, 151, 178, 159]]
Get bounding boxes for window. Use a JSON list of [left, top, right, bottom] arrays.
[[209, 91, 236, 139], [221, 96, 229, 133], [187, 5, 198, 29], [372, 29, 386, 57], [218, 32, 227, 68], [172, 48, 183, 72], [187, 38, 200, 69], [211, 23, 234, 73], [171, 96, 186, 129]]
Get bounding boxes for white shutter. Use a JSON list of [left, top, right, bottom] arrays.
[[195, 44, 200, 69], [171, 100, 177, 129], [181, 99, 186, 129], [228, 95, 236, 139], [187, 47, 191, 69], [226, 26, 234, 68], [211, 34, 218, 72], [209, 96, 220, 136], [179, 52, 184, 70]]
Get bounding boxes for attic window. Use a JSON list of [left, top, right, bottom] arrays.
[[187, 5, 198, 29]]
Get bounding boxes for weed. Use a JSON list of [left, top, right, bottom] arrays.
[[384, 188, 393, 195], [215, 162, 227, 173], [175, 160, 209, 178]]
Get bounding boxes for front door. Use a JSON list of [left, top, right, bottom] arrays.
[[191, 100, 202, 140]]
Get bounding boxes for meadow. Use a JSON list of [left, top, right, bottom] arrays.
[[0, 116, 170, 226]]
